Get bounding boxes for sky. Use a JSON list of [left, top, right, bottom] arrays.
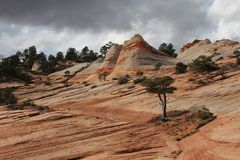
[[0, 0, 240, 57]]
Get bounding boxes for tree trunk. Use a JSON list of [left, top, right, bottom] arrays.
[[163, 92, 167, 120], [157, 92, 167, 121]]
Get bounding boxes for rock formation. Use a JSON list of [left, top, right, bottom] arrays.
[[105, 34, 176, 78], [31, 61, 42, 72], [97, 44, 122, 73], [178, 39, 240, 62]]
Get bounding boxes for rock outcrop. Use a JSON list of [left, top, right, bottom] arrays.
[[108, 34, 176, 77], [178, 39, 240, 63], [31, 61, 42, 72], [97, 44, 122, 73], [66, 34, 176, 82]]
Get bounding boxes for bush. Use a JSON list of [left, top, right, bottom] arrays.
[[237, 57, 240, 65], [175, 62, 188, 74], [0, 87, 17, 107], [91, 85, 97, 89], [154, 63, 162, 71], [133, 76, 146, 84], [118, 76, 129, 85], [136, 70, 143, 76], [188, 55, 219, 72], [233, 50, 240, 56], [196, 108, 214, 120], [64, 70, 71, 77]]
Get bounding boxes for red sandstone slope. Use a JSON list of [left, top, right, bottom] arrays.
[[0, 36, 240, 160]]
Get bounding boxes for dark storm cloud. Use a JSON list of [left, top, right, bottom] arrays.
[[0, 0, 211, 33], [0, 0, 218, 56]]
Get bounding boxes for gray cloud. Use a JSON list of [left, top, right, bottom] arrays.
[[0, 0, 238, 56]]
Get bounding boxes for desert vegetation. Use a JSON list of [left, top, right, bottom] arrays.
[[188, 55, 219, 73], [118, 76, 129, 85], [175, 62, 188, 74], [143, 76, 176, 121], [159, 43, 177, 57]]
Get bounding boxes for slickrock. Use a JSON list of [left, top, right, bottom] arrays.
[[178, 39, 240, 62], [109, 34, 176, 77], [97, 44, 122, 73], [1, 36, 240, 160]]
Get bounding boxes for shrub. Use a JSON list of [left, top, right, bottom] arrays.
[[136, 70, 143, 76], [196, 108, 214, 120], [133, 76, 146, 84], [118, 76, 129, 85], [64, 70, 71, 77], [154, 63, 162, 71], [237, 57, 240, 65], [233, 50, 240, 56], [175, 62, 188, 74], [0, 87, 17, 107], [91, 85, 97, 89], [188, 55, 219, 72], [158, 43, 177, 57]]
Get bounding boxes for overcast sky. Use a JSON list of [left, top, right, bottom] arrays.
[[0, 0, 240, 57]]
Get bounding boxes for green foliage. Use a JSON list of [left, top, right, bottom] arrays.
[[118, 76, 129, 85], [56, 52, 64, 61], [154, 63, 162, 71], [0, 87, 17, 107], [100, 42, 114, 57], [65, 48, 78, 61], [188, 55, 219, 72], [79, 46, 98, 62], [136, 70, 143, 76], [175, 62, 188, 74], [0, 62, 32, 82], [143, 76, 176, 120], [159, 43, 177, 57], [143, 76, 176, 94], [22, 46, 38, 69]]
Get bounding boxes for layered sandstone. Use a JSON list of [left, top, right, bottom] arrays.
[[108, 34, 176, 77], [178, 39, 240, 62]]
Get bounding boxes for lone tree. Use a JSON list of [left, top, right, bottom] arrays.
[[143, 76, 176, 121]]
